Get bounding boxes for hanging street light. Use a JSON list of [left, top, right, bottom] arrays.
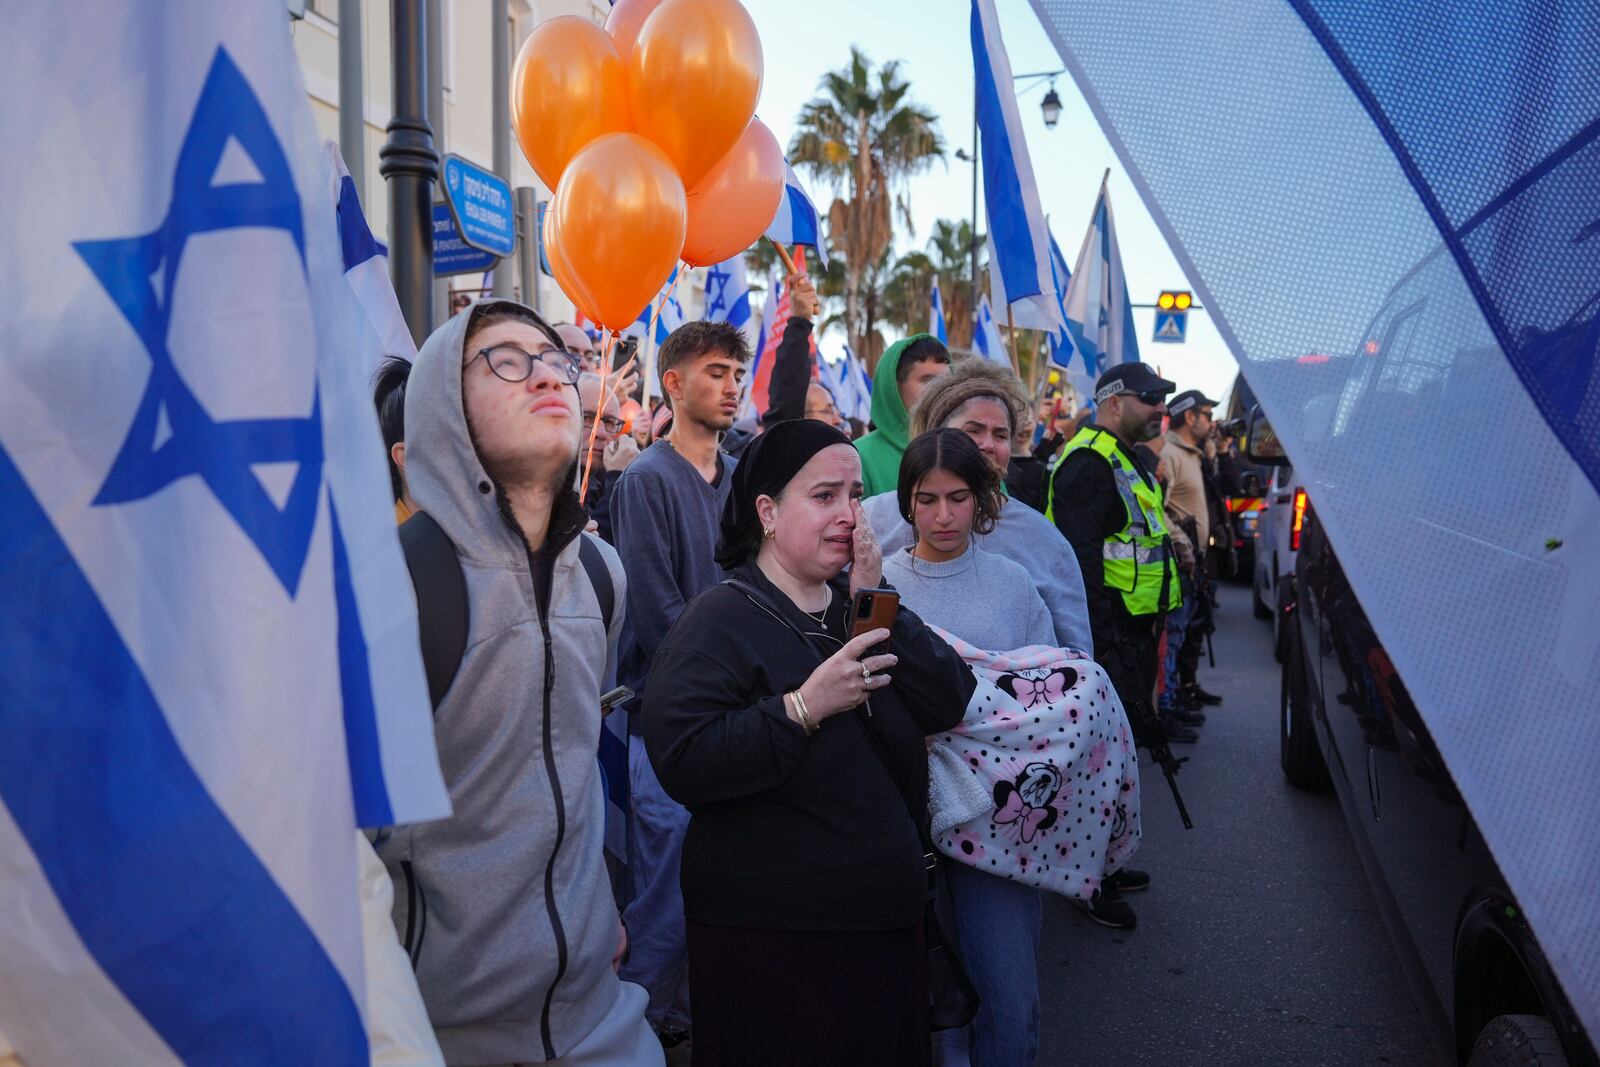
[[1041, 79, 1063, 129]]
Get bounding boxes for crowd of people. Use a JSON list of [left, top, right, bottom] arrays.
[[366, 269, 1241, 1067]]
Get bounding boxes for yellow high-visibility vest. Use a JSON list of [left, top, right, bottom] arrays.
[[1047, 427, 1181, 616]]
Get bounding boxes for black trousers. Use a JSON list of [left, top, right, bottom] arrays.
[[1095, 614, 1162, 745], [686, 921, 929, 1067]]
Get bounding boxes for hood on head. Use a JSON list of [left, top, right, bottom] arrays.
[[403, 300, 577, 566], [869, 333, 938, 451]]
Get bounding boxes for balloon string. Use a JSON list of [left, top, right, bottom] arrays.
[[579, 331, 617, 506], [643, 263, 688, 343]]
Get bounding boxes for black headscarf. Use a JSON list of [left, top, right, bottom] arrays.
[[716, 419, 854, 568]]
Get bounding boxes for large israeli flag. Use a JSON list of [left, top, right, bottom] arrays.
[[0, 6, 447, 1062], [972, 0, 1060, 336], [1030, 0, 1600, 1039], [974, 294, 1010, 365], [929, 278, 949, 344], [765, 159, 831, 268], [1058, 177, 1140, 402]]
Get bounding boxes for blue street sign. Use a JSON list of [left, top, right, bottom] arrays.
[[433, 203, 496, 277], [441, 154, 515, 257], [1152, 308, 1188, 343]]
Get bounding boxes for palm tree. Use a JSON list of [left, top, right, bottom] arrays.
[[925, 219, 983, 348], [789, 47, 944, 368]]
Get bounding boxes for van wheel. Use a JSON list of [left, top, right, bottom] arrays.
[[1280, 623, 1331, 792], [1466, 1015, 1568, 1066]]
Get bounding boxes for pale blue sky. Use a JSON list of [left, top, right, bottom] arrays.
[[741, 0, 1240, 399]]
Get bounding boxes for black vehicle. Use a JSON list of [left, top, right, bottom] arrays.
[[1248, 409, 1596, 1067]]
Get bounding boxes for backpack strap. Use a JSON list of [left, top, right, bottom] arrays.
[[576, 533, 614, 632], [398, 512, 467, 710]]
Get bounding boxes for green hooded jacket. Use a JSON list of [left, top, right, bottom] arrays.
[[855, 334, 937, 497]]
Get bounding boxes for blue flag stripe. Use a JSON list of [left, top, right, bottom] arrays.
[[331, 500, 393, 827], [0, 443, 368, 1064], [972, 3, 1043, 304], [335, 174, 385, 272], [785, 185, 818, 246]]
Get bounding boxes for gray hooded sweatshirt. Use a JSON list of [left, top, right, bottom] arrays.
[[377, 303, 628, 1065]]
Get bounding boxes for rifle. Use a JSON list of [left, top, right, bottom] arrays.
[[1146, 724, 1195, 831], [1116, 629, 1195, 830]]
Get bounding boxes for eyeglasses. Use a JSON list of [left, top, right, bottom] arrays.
[[805, 404, 838, 418], [1117, 390, 1169, 406], [582, 412, 626, 434], [476, 344, 581, 385]]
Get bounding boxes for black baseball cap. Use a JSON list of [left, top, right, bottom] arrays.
[[1167, 389, 1218, 419], [1093, 362, 1176, 404]]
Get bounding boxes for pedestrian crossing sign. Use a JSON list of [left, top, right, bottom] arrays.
[[1153, 309, 1187, 343]]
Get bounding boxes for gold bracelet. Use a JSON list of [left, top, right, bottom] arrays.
[[790, 690, 817, 735]]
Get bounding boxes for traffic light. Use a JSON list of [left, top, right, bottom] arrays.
[[1153, 290, 1191, 343]]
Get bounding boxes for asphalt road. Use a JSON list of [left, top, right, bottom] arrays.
[[1036, 584, 1440, 1067]]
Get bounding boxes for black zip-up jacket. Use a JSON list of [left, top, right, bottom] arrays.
[[642, 561, 974, 932]]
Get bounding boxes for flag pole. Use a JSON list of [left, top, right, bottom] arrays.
[[767, 237, 798, 276], [1005, 303, 1022, 378]]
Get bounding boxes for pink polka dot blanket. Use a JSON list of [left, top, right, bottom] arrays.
[[927, 631, 1142, 902]]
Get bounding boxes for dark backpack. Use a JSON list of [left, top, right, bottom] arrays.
[[397, 511, 614, 708]]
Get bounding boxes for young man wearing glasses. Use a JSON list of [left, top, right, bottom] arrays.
[[377, 300, 662, 1066], [1046, 362, 1186, 930]]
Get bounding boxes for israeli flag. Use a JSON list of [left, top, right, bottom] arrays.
[[929, 278, 949, 344], [974, 294, 1010, 365], [624, 266, 685, 346], [972, 0, 1060, 335], [1059, 178, 1140, 402], [326, 141, 416, 368], [703, 254, 752, 329], [765, 159, 831, 268], [990, 225, 1074, 361], [847, 347, 874, 422], [0, 7, 448, 1062]]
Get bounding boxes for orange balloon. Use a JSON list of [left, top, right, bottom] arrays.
[[511, 17, 632, 191], [603, 0, 667, 61], [628, 0, 763, 191], [543, 208, 602, 326], [681, 118, 784, 267], [553, 132, 687, 330]]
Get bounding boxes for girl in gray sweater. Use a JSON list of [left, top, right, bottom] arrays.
[[886, 429, 1054, 1067]]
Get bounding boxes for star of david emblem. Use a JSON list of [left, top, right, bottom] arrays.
[[704, 264, 732, 320], [74, 48, 323, 597]]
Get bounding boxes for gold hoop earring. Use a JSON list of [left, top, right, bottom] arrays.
[[763, 527, 775, 540]]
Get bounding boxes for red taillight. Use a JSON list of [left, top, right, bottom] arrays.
[[1290, 488, 1308, 551]]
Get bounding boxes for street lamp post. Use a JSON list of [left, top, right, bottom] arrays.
[[381, 0, 437, 345], [490, 0, 513, 299]]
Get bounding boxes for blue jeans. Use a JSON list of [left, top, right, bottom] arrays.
[[1158, 575, 1198, 711], [937, 860, 1043, 1067], [618, 735, 692, 1030]]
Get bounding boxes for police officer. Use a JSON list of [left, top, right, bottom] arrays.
[[1047, 364, 1185, 928]]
